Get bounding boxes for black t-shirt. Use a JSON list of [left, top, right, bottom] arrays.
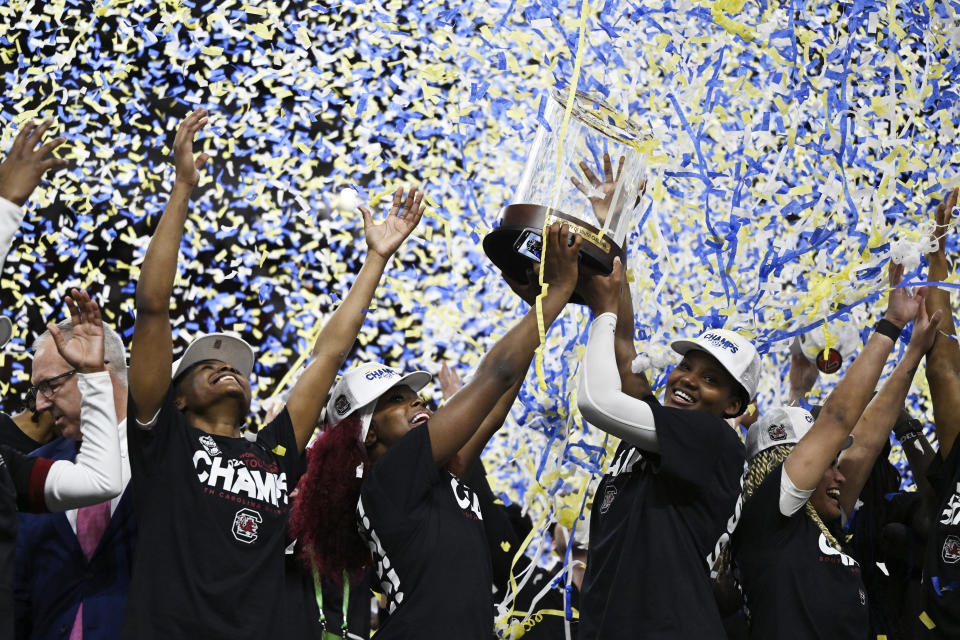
[[0, 445, 50, 640], [358, 423, 493, 639], [920, 435, 960, 637], [849, 481, 925, 640], [121, 391, 300, 639], [579, 396, 745, 640], [0, 413, 44, 455], [732, 462, 868, 639], [468, 460, 521, 596]]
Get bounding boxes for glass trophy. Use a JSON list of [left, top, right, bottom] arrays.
[[483, 88, 648, 304]]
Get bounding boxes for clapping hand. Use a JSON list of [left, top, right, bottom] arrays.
[[173, 109, 210, 188], [47, 289, 105, 374], [0, 119, 68, 206], [905, 286, 943, 356], [362, 187, 425, 261], [885, 262, 928, 330]]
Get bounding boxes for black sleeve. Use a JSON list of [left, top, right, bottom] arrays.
[[360, 424, 439, 537], [0, 444, 52, 513], [737, 461, 792, 544], [253, 408, 302, 488], [644, 396, 746, 489]]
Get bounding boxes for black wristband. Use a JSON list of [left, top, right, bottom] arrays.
[[894, 418, 924, 441], [898, 430, 922, 446], [875, 318, 903, 342]]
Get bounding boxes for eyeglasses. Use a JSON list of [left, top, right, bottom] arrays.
[[26, 370, 77, 410]]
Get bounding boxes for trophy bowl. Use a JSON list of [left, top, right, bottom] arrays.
[[484, 88, 648, 305]]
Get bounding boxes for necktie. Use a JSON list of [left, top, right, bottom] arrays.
[[69, 500, 112, 639]]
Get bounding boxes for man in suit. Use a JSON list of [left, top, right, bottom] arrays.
[[15, 320, 132, 640]]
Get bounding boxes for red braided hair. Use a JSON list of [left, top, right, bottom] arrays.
[[289, 415, 371, 584]]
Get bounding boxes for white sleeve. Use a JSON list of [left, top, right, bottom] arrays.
[[778, 464, 815, 517], [577, 312, 659, 453], [43, 371, 122, 511], [0, 196, 25, 268]]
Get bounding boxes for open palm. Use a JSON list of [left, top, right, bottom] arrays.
[[173, 108, 210, 187], [362, 186, 425, 259], [572, 153, 623, 225], [48, 289, 105, 373]]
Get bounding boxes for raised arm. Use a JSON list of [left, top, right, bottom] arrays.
[[614, 274, 652, 399], [129, 109, 209, 424], [788, 351, 819, 405], [440, 361, 525, 480], [785, 263, 925, 491], [837, 299, 940, 516], [285, 187, 424, 451], [577, 258, 658, 451], [41, 289, 122, 510], [924, 188, 960, 460], [425, 222, 580, 466], [894, 413, 939, 537], [0, 119, 68, 265]]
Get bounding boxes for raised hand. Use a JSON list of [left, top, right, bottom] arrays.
[[439, 363, 463, 402], [571, 152, 624, 224], [906, 289, 943, 355], [361, 186, 425, 260], [503, 266, 540, 305], [172, 108, 210, 188], [885, 262, 927, 329], [927, 187, 957, 281], [539, 222, 581, 298], [48, 289, 105, 374], [579, 257, 623, 316], [0, 119, 69, 206]]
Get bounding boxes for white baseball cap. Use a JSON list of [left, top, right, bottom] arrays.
[[671, 329, 762, 402], [326, 362, 432, 441], [0, 316, 12, 348], [746, 405, 853, 459], [171, 333, 255, 381]]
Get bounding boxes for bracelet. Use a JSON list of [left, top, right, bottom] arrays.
[[875, 318, 903, 342]]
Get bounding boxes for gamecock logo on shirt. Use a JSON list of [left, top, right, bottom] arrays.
[[943, 535, 960, 564], [199, 435, 222, 457], [600, 485, 618, 514], [232, 508, 262, 543]]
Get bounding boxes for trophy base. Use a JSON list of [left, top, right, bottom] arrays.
[[482, 203, 626, 306]]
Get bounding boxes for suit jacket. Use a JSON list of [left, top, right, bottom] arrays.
[[14, 437, 136, 640]]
